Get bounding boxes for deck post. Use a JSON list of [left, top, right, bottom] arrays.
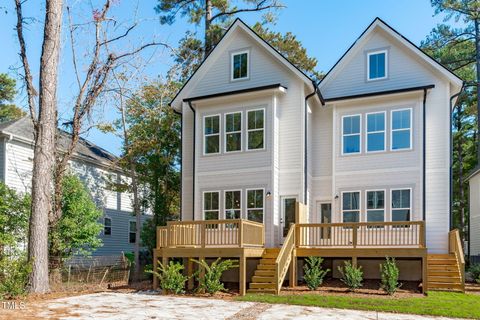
[[153, 250, 158, 289], [239, 254, 246, 296], [289, 254, 297, 287], [422, 255, 428, 294], [198, 255, 206, 293], [352, 256, 358, 268], [187, 258, 194, 290]]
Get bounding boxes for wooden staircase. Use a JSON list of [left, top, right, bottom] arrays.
[[427, 254, 464, 292], [247, 248, 280, 294]]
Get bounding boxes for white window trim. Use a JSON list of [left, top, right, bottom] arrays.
[[390, 108, 413, 152], [231, 50, 250, 81], [128, 219, 136, 243], [390, 188, 413, 222], [202, 190, 221, 220], [341, 190, 362, 223], [365, 189, 386, 223], [367, 49, 388, 81], [246, 188, 265, 223], [246, 108, 266, 151], [224, 189, 242, 219], [341, 114, 362, 156], [104, 216, 112, 236], [203, 114, 221, 155], [366, 111, 386, 153], [224, 111, 243, 153]]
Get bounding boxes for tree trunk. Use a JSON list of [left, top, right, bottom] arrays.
[[475, 18, 480, 166], [28, 0, 63, 293], [455, 106, 465, 240], [204, 0, 212, 56]]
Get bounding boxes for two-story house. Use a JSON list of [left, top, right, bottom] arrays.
[[154, 18, 464, 295]]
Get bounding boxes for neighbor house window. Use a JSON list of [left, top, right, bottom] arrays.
[[231, 50, 249, 80], [104, 217, 112, 236], [342, 191, 360, 223], [225, 190, 241, 219], [203, 191, 220, 220], [366, 190, 385, 223], [391, 109, 412, 150], [129, 220, 136, 244], [225, 112, 242, 152], [247, 189, 264, 223], [391, 189, 411, 222], [366, 112, 385, 152], [367, 50, 387, 80], [342, 115, 361, 154], [204, 115, 220, 154], [247, 109, 265, 150]]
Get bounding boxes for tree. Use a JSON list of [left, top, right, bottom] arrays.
[[0, 73, 25, 122]]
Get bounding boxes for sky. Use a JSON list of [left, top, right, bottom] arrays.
[[0, 0, 451, 156]]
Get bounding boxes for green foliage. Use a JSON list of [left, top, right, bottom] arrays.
[[0, 254, 31, 299], [380, 257, 402, 295], [140, 219, 157, 253], [303, 257, 329, 290], [338, 261, 363, 291], [469, 264, 480, 284], [0, 182, 30, 250], [150, 260, 188, 294], [192, 258, 238, 295], [0, 73, 25, 122]]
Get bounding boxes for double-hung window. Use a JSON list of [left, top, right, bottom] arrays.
[[129, 221, 136, 243], [342, 191, 360, 223], [391, 109, 412, 150], [367, 50, 387, 81], [204, 115, 220, 154], [247, 109, 265, 150], [366, 112, 385, 152], [231, 51, 249, 80], [104, 217, 112, 236], [225, 112, 242, 152], [391, 189, 411, 222], [247, 189, 264, 223], [225, 190, 241, 219], [342, 115, 361, 154], [366, 190, 385, 224], [203, 191, 220, 220]]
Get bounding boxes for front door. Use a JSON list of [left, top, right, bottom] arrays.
[[317, 202, 332, 239], [281, 197, 297, 243]]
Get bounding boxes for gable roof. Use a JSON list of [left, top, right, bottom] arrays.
[[170, 18, 322, 110], [319, 17, 463, 92]]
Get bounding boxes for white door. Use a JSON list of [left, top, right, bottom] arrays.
[[316, 202, 332, 239], [280, 197, 297, 244]]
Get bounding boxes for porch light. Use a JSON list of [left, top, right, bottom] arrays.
[[266, 191, 271, 198]]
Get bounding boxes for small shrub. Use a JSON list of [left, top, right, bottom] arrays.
[[380, 257, 402, 295], [0, 255, 31, 300], [338, 261, 363, 291], [149, 260, 188, 294], [469, 264, 480, 284], [192, 258, 238, 295], [303, 257, 330, 290]]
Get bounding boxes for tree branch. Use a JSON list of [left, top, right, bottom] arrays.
[[210, 0, 285, 22]]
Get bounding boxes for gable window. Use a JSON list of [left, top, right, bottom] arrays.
[[204, 115, 220, 154], [342, 115, 361, 154], [203, 191, 219, 220], [366, 190, 385, 223], [104, 217, 112, 236], [342, 191, 360, 223], [391, 189, 411, 222], [366, 112, 386, 152], [225, 190, 241, 219], [129, 220, 136, 243], [225, 112, 242, 152], [247, 189, 264, 223], [247, 109, 265, 150], [391, 109, 412, 150], [367, 50, 387, 81], [231, 50, 249, 80]]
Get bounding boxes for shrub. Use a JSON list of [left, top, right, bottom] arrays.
[[150, 260, 188, 294], [469, 264, 480, 284], [192, 258, 238, 295], [303, 257, 330, 290], [338, 261, 363, 291], [0, 254, 31, 300], [380, 257, 402, 295]]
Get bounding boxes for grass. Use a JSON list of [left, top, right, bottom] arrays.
[[236, 291, 480, 319]]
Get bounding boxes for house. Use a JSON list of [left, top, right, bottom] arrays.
[[468, 167, 480, 264], [154, 17, 465, 295], [0, 117, 151, 257]]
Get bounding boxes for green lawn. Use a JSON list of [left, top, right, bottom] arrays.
[[236, 291, 480, 319]]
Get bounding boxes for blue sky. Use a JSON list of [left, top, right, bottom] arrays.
[[0, 0, 449, 156]]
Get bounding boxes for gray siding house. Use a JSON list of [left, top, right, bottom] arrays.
[[468, 168, 480, 263]]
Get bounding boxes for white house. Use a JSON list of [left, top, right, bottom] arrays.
[[468, 167, 480, 264]]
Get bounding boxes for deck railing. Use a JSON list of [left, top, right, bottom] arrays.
[[295, 221, 425, 248], [156, 219, 264, 249], [449, 229, 465, 291], [275, 224, 295, 294]]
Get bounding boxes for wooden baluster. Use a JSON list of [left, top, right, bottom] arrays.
[[352, 224, 357, 248], [201, 223, 206, 248]]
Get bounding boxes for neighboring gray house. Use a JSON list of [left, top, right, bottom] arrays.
[[468, 168, 480, 263], [0, 117, 150, 257]]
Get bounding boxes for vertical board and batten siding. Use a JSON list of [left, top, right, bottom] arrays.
[[0, 138, 5, 182], [181, 103, 194, 220], [469, 174, 480, 257]]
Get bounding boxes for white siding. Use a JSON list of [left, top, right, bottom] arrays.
[[5, 139, 34, 194], [470, 174, 480, 256], [0, 138, 5, 182]]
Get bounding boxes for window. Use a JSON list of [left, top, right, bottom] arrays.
[[391, 189, 411, 222], [225, 112, 242, 152], [366, 112, 385, 152], [342, 115, 361, 154], [203, 191, 219, 220], [247, 189, 264, 223], [342, 191, 360, 223], [225, 190, 241, 219], [204, 115, 220, 154], [367, 50, 387, 80], [104, 217, 112, 236], [247, 109, 265, 150], [391, 109, 412, 150], [129, 221, 136, 244], [366, 190, 385, 223], [231, 51, 249, 80]]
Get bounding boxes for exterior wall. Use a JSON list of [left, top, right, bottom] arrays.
[[470, 174, 480, 257], [0, 137, 5, 183], [5, 139, 34, 194]]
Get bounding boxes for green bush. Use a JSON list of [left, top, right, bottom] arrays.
[[303, 257, 329, 290], [338, 261, 363, 291], [380, 257, 402, 295], [150, 260, 188, 294], [469, 264, 480, 284], [0, 255, 31, 300], [192, 258, 238, 295]]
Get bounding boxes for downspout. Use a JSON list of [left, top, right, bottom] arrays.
[[304, 82, 318, 204], [422, 89, 427, 221], [173, 108, 183, 221], [187, 101, 196, 220]]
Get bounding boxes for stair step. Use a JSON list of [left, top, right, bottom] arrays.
[[254, 270, 275, 277], [427, 254, 455, 259], [428, 276, 461, 283], [428, 259, 458, 265], [257, 264, 276, 270], [262, 253, 279, 259], [428, 265, 459, 271], [250, 282, 276, 289], [247, 288, 276, 294], [260, 258, 276, 265], [428, 282, 464, 290], [264, 248, 280, 253], [252, 276, 275, 283], [428, 271, 460, 277]]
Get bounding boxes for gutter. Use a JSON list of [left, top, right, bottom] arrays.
[[422, 89, 427, 221], [304, 81, 318, 204], [173, 108, 183, 221], [187, 101, 196, 220]]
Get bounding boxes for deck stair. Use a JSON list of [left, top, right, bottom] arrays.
[[247, 248, 280, 294], [427, 254, 464, 292]]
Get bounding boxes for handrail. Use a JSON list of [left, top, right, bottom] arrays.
[[449, 229, 465, 291], [275, 224, 295, 294]]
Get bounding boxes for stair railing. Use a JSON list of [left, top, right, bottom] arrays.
[[449, 229, 465, 292], [275, 224, 295, 294]]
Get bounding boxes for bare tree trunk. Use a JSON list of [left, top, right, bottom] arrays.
[[455, 106, 465, 240], [475, 18, 480, 166], [205, 0, 212, 56]]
